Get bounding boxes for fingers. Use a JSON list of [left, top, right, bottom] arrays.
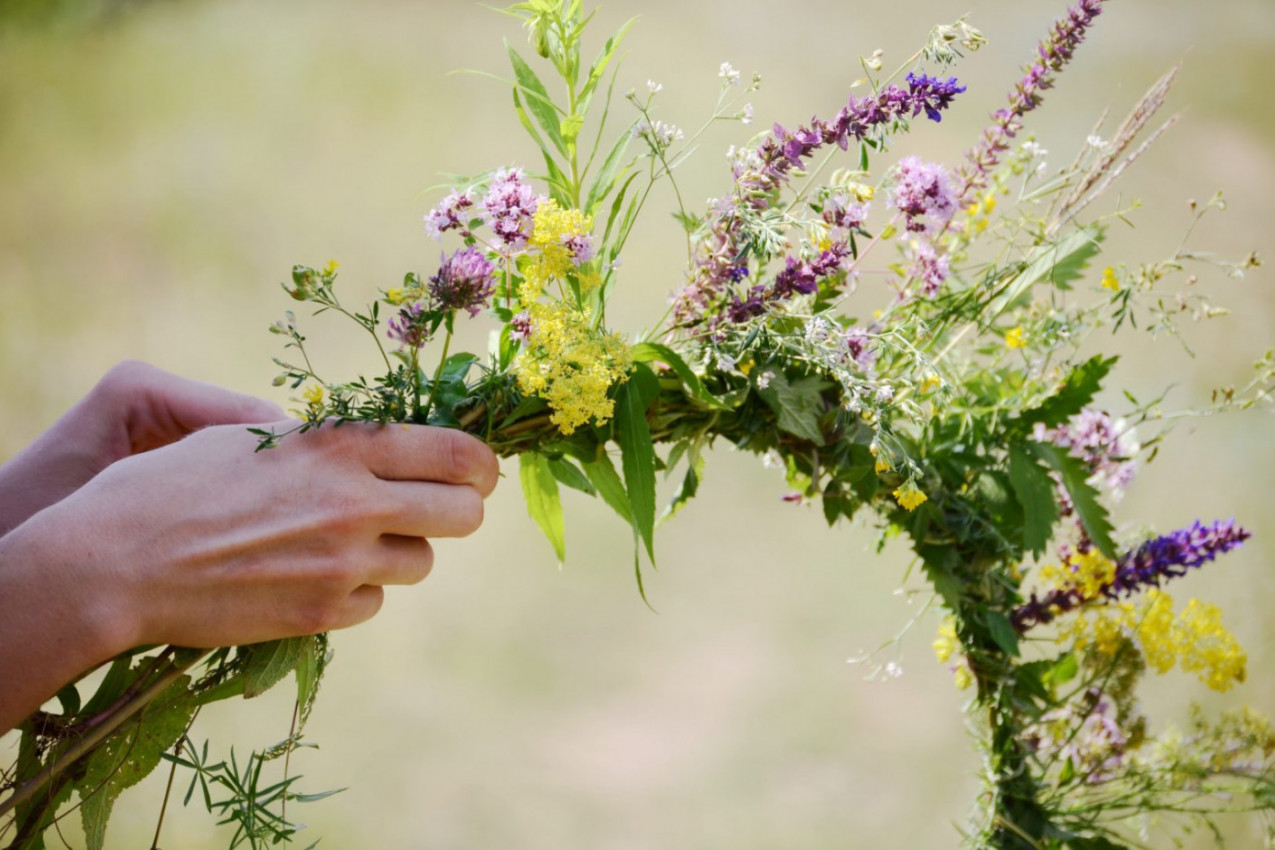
[[102, 360, 285, 453], [365, 535, 434, 586], [374, 480, 486, 539], [350, 425, 500, 497]]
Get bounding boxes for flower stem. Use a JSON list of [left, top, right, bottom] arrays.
[[421, 329, 454, 423]]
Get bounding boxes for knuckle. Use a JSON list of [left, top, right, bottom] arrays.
[[292, 600, 344, 635], [453, 487, 485, 536], [437, 429, 496, 487]]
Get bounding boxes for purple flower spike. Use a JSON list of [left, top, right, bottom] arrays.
[[428, 247, 496, 317], [957, 0, 1105, 204], [1012, 519, 1252, 632], [388, 303, 429, 349], [905, 72, 968, 122]]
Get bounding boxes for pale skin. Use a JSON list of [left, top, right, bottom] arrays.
[[0, 360, 499, 734]]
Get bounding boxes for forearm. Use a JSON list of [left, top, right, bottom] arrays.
[[0, 513, 132, 734]]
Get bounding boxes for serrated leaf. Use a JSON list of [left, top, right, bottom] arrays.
[[616, 377, 657, 563], [79, 672, 196, 850], [661, 451, 704, 523], [1008, 444, 1060, 558], [295, 633, 328, 724], [548, 456, 596, 496], [1028, 441, 1117, 558], [757, 372, 828, 445], [241, 637, 311, 699], [1017, 355, 1117, 431], [984, 225, 1104, 322], [582, 450, 631, 524], [520, 453, 566, 564]]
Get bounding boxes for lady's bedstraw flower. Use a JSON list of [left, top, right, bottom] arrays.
[[481, 168, 541, 252], [521, 200, 595, 302], [428, 247, 496, 316], [424, 190, 474, 240], [514, 302, 631, 434]]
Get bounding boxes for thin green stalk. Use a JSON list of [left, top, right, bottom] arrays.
[[421, 330, 454, 423]]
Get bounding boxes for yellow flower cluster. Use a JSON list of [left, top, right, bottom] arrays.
[[1004, 326, 1026, 349], [514, 302, 631, 434], [520, 199, 595, 303], [1063, 590, 1247, 692], [1040, 549, 1117, 604], [1100, 265, 1120, 291], [893, 483, 928, 511], [933, 618, 974, 690], [965, 191, 997, 235]]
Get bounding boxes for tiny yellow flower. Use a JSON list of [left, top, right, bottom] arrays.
[[981, 192, 996, 213], [386, 287, 411, 305], [872, 309, 884, 320], [1005, 326, 1026, 349], [1100, 266, 1120, 291], [874, 457, 891, 474], [919, 373, 941, 394], [302, 384, 325, 406], [322, 259, 340, 276], [933, 619, 958, 663], [952, 665, 975, 690], [893, 483, 928, 512]]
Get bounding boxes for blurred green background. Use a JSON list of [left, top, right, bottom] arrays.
[[1, 0, 1272, 846]]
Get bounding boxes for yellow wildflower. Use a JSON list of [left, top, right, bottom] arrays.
[[952, 665, 975, 690], [1040, 549, 1117, 604], [1005, 326, 1026, 349], [514, 302, 632, 434], [302, 384, 324, 407], [386, 287, 411, 305], [1100, 266, 1120, 291], [919, 373, 941, 394], [893, 483, 928, 512], [874, 457, 891, 474], [322, 259, 340, 276], [933, 619, 959, 663], [520, 200, 594, 304]]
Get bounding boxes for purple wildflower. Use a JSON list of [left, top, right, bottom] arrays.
[[907, 242, 950, 296], [727, 243, 850, 323], [388, 303, 429, 349], [674, 75, 966, 326], [563, 233, 594, 265], [1035, 409, 1138, 500], [822, 195, 870, 231], [840, 327, 876, 371], [481, 168, 540, 252], [1012, 519, 1252, 631], [891, 157, 957, 233], [423, 190, 474, 241], [509, 310, 533, 342], [957, 0, 1105, 205], [428, 247, 496, 317], [905, 72, 968, 122]]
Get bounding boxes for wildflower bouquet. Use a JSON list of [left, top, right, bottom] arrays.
[[4, 0, 1273, 848]]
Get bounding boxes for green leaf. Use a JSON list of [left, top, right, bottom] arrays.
[[520, 453, 567, 564], [917, 544, 963, 609], [81, 655, 135, 716], [1068, 836, 1127, 850], [548, 456, 597, 496], [616, 376, 657, 563], [983, 225, 1105, 322], [582, 450, 632, 524], [1008, 444, 1060, 558], [241, 637, 312, 699], [55, 682, 81, 715], [632, 342, 728, 409], [985, 610, 1021, 657], [1044, 652, 1079, 688], [79, 672, 196, 850], [661, 450, 704, 523], [1017, 355, 1117, 431], [584, 127, 634, 216], [1028, 442, 1117, 558], [578, 16, 635, 108], [506, 43, 567, 157], [295, 635, 324, 722], [757, 371, 828, 445]]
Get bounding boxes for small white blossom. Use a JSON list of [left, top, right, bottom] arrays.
[[1022, 141, 1048, 158], [757, 370, 774, 390], [739, 103, 754, 125], [718, 62, 741, 86], [715, 352, 737, 372], [647, 79, 663, 94], [762, 449, 783, 469], [1086, 134, 1110, 151], [875, 384, 894, 403]]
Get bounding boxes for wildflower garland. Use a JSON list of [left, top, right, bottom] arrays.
[[4, 1, 1273, 848]]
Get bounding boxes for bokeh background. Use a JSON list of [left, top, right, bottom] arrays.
[[1, 0, 1272, 847]]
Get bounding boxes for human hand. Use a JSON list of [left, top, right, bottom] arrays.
[[0, 418, 498, 731], [0, 360, 283, 537]]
